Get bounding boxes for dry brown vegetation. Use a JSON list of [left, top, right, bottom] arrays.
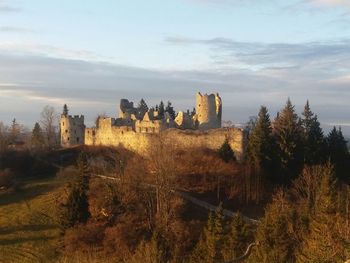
[[0, 142, 266, 262], [56, 144, 248, 262]]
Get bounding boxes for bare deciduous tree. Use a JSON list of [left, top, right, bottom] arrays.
[[148, 134, 179, 233], [40, 105, 58, 148], [0, 122, 9, 153]]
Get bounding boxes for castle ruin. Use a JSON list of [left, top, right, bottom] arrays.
[[60, 92, 247, 161], [196, 92, 222, 130], [60, 113, 85, 147]]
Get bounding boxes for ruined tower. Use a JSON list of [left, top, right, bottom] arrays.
[[195, 92, 222, 130], [60, 112, 85, 147]]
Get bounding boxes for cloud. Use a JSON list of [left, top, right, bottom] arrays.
[[0, 0, 21, 12], [0, 50, 349, 135], [165, 37, 350, 73], [306, 0, 350, 7], [189, 0, 276, 5], [0, 6, 20, 12], [0, 26, 32, 33], [189, 0, 350, 14], [0, 42, 103, 61], [191, 0, 349, 7], [165, 35, 350, 131]]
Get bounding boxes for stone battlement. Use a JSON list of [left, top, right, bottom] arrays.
[[60, 114, 85, 147]]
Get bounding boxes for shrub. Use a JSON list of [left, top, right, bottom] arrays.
[[63, 223, 105, 254], [0, 169, 16, 190]]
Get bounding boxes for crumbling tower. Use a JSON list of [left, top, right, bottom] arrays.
[[60, 106, 85, 147], [195, 92, 222, 130]]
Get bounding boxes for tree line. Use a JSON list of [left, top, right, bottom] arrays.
[[0, 105, 60, 153], [246, 99, 349, 197]]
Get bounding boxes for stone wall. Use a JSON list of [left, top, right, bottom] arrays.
[[85, 122, 152, 154], [85, 124, 247, 161], [135, 119, 165, 134], [162, 128, 246, 161]]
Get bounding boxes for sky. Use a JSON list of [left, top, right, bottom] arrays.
[[0, 0, 350, 135]]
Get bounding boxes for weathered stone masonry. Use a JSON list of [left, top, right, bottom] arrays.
[[61, 92, 247, 161], [60, 114, 85, 147]]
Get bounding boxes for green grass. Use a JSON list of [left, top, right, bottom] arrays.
[[0, 176, 65, 263]]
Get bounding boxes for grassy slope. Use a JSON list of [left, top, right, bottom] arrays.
[[0, 176, 65, 263]]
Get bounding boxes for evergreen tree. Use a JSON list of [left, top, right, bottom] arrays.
[[326, 127, 349, 181], [191, 107, 196, 117], [189, 204, 225, 263], [213, 204, 225, 261], [165, 101, 175, 120], [273, 98, 304, 183], [9, 118, 20, 143], [158, 101, 165, 119], [297, 164, 344, 262], [31, 122, 45, 148], [246, 116, 258, 134], [138, 98, 149, 118], [222, 212, 253, 262], [252, 192, 296, 263], [189, 213, 214, 263], [63, 104, 69, 116], [247, 106, 275, 180], [301, 100, 326, 165], [59, 153, 91, 231], [130, 232, 169, 263], [218, 139, 235, 163]]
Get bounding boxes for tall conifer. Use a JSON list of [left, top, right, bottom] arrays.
[[165, 101, 175, 120], [138, 98, 149, 118], [252, 191, 295, 263], [63, 104, 69, 116], [59, 153, 91, 231], [273, 98, 304, 183], [222, 212, 252, 261], [31, 122, 45, 148], [248, 106, 275, 180], [326, 127, 349, 181], [158, 101, 165, 119], [189, 204, 226, 263], [301, 101, 326, 165], [297, 164, 344, 262]]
